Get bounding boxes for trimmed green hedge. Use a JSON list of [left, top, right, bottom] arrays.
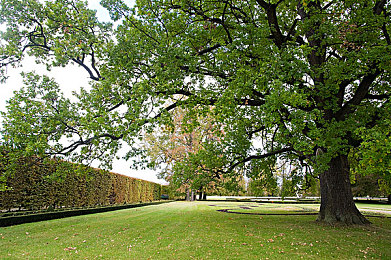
[[0, 156, 162, 211]]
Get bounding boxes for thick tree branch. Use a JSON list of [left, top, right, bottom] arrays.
[[382, 23, 391, 45], [89, 45, 103, 80], [52, 133, 124, 156], [364, 93, 390, 100], [226, 147, 293, 173], [336, 79, 353, 107], [71, 58, 101, 81], [256, 0, 285, 48], [337, 69, 382, 121], [286, 18, 299, 41], [374, 0, 387, 15], [197, 43, 222, 56]]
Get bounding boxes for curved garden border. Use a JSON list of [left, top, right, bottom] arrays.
[[216, 208, 391, 218], [217, 208, 318, 216], [209, 204, 391, 218]]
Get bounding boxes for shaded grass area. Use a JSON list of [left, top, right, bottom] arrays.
[[1, 201, 391, 259]]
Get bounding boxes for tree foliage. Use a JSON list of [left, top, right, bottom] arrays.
[[351, 114, 391, 195], [143, 107, 221, 193], [1, 0, 390, 224], [247, 176, 278, 197]]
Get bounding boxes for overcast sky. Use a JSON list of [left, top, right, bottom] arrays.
[[0, 0, 167, 184]]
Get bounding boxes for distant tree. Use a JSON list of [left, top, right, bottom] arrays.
[[143, 107, 221, 199], [270, 160, 314, 198], [280, 178, 297, 198], [247, 176, 278, 197], [351, 173, 386, 197], [301, 176, 321, 197], [246, 162, 279, 197], [217, 175, 247, 196]]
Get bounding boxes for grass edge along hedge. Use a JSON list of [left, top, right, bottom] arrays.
[[0, 155, 163, 211], [0, 201, 172, 227]]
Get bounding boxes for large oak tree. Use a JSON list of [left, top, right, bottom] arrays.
[[1, 0, 390, 225]]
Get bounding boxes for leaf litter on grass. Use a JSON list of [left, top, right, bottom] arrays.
[[1, 201, 391, 259]]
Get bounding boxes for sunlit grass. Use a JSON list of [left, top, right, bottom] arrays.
[[356, 203, 391, 210], [1, 201, 390, 259], [220, 202, 391, 216]]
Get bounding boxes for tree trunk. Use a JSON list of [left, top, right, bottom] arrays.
[[317, 154, 370, 225], [186, 189, 190, 201], [202, 192, 207, 200], [199, 187, 203, 200], [199, 191, 203, 200]]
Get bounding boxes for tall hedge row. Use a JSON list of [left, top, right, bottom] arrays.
[[0, 156, 162, 211]]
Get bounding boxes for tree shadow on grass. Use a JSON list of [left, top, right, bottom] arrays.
[[210, 204, 391, 218]]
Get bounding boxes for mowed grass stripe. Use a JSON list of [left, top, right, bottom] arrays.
[[1, 201, 390, 259]]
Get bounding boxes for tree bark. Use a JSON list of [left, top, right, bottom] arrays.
[[199, 190, 203, 200], [199, 187, 203, 200], [186, 189, 190, 201], [317, 154, 370, 225]]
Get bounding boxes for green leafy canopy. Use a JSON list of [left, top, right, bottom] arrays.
[[0, 0, 390, 187]]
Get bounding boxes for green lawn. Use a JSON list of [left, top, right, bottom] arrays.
[[222, 202, 391, 216], [1, 201, 391, 259]]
